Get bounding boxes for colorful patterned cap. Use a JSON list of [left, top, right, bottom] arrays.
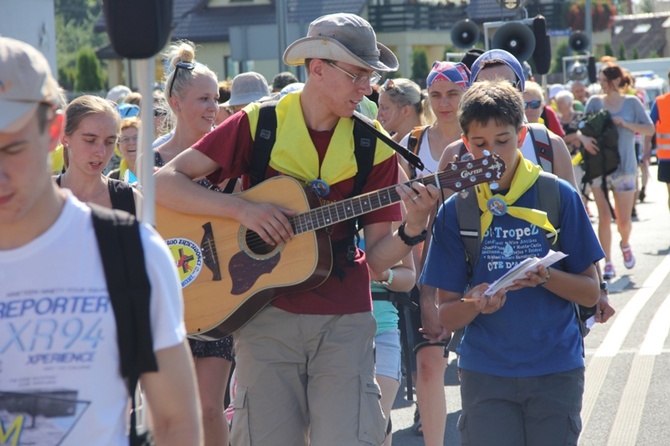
[[426, 61, 470, 90]]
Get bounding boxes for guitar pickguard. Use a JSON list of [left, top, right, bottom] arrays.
[[228, 226, 284, 295], [229, 250, 281, 295]]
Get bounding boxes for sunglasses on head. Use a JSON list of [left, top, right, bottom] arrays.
[[168, 61, 196, 97], [524, 100, 542, 110], [382, 78, 397, 90]]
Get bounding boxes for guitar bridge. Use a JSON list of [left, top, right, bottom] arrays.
[[201, 222, 222, 281]]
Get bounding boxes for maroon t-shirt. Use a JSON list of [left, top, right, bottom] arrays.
[[193, 111, 402, 315]]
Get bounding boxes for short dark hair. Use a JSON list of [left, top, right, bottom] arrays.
[[272, 71, 299, 92], [458, 81, 525, 135]]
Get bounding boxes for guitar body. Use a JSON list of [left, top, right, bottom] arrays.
[[156, 176, 332, 339]]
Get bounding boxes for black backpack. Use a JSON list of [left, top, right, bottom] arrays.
[[89, 204, 156, 446]]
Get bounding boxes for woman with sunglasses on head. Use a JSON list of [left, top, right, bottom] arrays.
[[396, 61, 470, 446], [377, 78, 431, 143], [578, 63, 655, 280], [57, 95, 141, 216], [154, 40, 233, 446]]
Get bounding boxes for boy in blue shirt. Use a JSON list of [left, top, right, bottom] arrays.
[[421, 81, 604, 446]]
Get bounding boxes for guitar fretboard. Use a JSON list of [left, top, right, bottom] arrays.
[[289, 155, 504, 235]]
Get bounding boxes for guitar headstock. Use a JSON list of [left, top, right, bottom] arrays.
[[435, 153, 506, 192]]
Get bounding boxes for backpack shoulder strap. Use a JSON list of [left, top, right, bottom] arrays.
[[527, 123, 554, 173], [90, 204, 156, 445], [89, 204, 157, 388], [107, 178, 137, 216], [248, 101, 278, 187], [535, 171, 561, 250], [407, 125, 428, 155], [455, 186, 481, 278]]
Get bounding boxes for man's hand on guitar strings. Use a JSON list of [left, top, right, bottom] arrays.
[[396, 182, 440, 232], [239, 201, 296, 246]]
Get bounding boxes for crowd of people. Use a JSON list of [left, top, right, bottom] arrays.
[[3, 10, 668, 446]]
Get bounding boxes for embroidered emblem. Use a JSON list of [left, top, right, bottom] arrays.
[[165, 237, 203, 287]]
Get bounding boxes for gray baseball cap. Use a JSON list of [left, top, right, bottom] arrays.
[[0, 37, 61, 133]]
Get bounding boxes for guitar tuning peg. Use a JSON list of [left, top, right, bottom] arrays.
[[459, 190, 469, 199], [482, 150, 491, 156], [489, 182, 499, 190], [460, 152, 474, 162]]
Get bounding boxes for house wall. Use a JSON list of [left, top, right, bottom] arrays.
[[0, 0, 56, 74]]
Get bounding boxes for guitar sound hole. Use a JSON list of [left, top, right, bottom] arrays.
[[245, 230, 275, 256]]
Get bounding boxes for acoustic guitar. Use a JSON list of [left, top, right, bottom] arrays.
[[156, 154, 505, 340]]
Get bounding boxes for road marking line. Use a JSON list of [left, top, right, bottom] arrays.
[[582, 255, 670, 429], [607, 355, 655, 446], [606, 292, 670, 446], [596, 255, 670, 358]]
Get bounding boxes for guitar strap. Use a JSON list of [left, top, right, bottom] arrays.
[[250, 103, 377, 278]]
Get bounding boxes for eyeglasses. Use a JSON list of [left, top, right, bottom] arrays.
[[524, 99, 542, 110], [119, 135, 138, 144], [168, 61, 196, 97], [326, 61, 381, 87]]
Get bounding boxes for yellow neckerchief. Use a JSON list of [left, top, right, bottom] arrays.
[[245, 92, 395, 185], [475, 151, 558, 243]]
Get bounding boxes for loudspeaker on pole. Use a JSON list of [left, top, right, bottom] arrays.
[[103, 0, 174, 59], [568, 32, 590, 53], [491, 22, 536, 63], [532, 15, 551, 76], [451, 19, 480, 49]]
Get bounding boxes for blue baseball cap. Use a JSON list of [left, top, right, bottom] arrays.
[[469, 49, 526, 92]]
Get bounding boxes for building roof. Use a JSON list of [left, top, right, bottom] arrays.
[[612, 12, 670, 59], [96, 0, 367, 46]]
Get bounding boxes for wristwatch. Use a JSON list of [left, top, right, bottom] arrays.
[[600, 281, 609, 294], [398, 222, 427, 246]]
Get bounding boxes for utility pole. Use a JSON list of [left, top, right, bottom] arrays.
[[585, 0, 593, 54], [276, 0, 287, 73]]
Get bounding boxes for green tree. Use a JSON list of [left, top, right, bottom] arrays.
[[632, 48, 639, 60], [412, 49, 430, 88], [603, 42, 614, 57], [74, 47, 104, 92], [56, 0, 109, 91], [550, 41, 570, 75], [639, 0, 654, 13], [617, 42, 627, 61]]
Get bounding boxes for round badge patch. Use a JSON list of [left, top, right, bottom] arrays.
[[165, 237, 203, 288], [487, 197, 508, 216], [309, 179, 330, 197]]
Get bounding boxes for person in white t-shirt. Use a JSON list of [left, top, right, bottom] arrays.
[[0, 37, 202, 446]]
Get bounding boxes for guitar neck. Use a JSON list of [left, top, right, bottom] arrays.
[[289, 154, 504, 235]]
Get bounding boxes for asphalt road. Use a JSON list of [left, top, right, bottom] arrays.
[[390, 164, 670, 446]]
